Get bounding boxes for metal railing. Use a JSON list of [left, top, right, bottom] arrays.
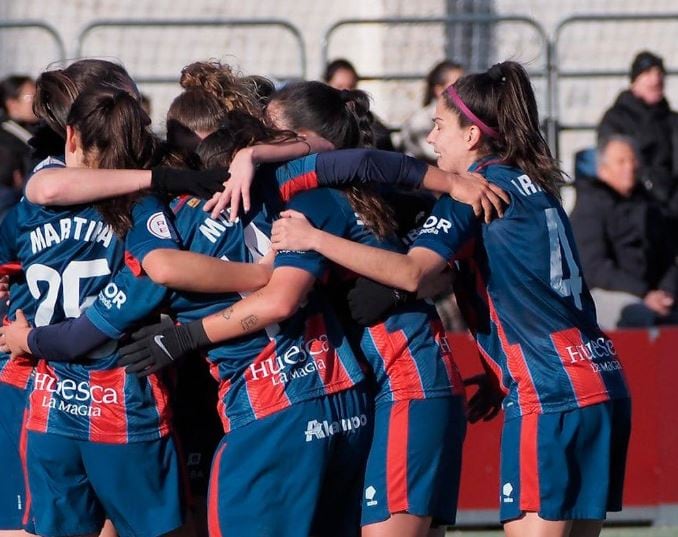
[[0, 20, 66, 66], [76, 18, 307, 83], [551, 13, 678, 136]]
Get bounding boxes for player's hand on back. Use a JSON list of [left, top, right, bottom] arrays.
[[448, 171, 509, 224], [204, 146, 256, 221], [0, 309, 32, 358], [463, 373, 504, 423], [271, 210, 318, 252], [118, 317, 210, 377]]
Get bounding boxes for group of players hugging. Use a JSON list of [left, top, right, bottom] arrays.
[[0, 56, 630, 537]]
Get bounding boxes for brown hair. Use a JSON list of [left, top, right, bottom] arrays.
[[34, 59, 139, 140], [67, 85, 157, 236], [442, 61, 564, 198], [270, 81, 396, 238], [195, 110, 295, 170], [180, 60, 264, 119]]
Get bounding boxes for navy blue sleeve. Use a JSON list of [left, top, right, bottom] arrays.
[[274, 150, 428, 202], [274, 190, 349, 278], [412, 194, 480, 262], [315, 149, 427, 189], [27, 315, 110, 362]]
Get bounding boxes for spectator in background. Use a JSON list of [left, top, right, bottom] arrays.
[[324, 58, 394, 150], [598, 51, 678, 214], [400, 60, 464, 163], [571, 135, 678, 329], [0, 146, 22, 222], [0, 75, 39, 180]]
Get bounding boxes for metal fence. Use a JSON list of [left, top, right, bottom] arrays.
[[4, 13, 678, 158]]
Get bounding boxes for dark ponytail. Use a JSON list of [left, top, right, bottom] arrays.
[[442, 61, 563, 198], [270, 81, 396, 238], [34, 59, 139, 140], [68, 86, 158, 236]]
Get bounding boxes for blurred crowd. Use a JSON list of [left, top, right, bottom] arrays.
[[2, 50, 676, 332]]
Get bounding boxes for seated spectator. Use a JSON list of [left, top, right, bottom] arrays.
[[0, 75, 39, 179], [597, 51, 678, 214], [323, 58, 394, 150], [400, 60, 464, 163], [571, 135, 678, 329]]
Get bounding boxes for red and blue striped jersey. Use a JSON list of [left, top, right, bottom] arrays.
[[412, 159, 630, 419], [275, 187, 465, 402], [0, 157, 68, 389], [164, 182, 364, 433], [11, 165, 179, 442]]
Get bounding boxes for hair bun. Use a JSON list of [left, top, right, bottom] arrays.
[[488, 63, 506, 83]]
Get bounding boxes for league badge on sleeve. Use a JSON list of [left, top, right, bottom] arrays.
[[146, 212, 173, 239]]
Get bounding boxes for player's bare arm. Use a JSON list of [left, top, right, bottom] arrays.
[[142, 249, 272, 293], [271, 210, 446, 293]]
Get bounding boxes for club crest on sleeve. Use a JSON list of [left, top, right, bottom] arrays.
[[146, 212, 172, 239]]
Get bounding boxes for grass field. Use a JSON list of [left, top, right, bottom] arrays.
[[445, 528, 678, 536]]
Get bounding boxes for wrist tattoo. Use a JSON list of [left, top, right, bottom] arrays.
[[221, 307, 234, 320], [240, 315, 258, 332]]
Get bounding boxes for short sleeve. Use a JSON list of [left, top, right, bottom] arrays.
[[125, 195, 181, 267], [274, 190, 349, 279], [412, 195, 479, 262], [85, 264, 169, 339]]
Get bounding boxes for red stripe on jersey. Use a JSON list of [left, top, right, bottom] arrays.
[[243, 341, 292, 420], [208, 442, 226, 537], [279, 171, 318, 202], [0, 356, 34, 389], [27, 361, 56, 433], [368, 324, 425, 400], [477, 343, 509, 394], [89, 369, 128, 443], [386, 400, 410, 514], [551, 328, 610, 407], [148, 374, 172, 436], [0, 261, 22, 276], [429, 318, 465, 396], [519, 413, 541, 512], [487, 296, 542, 414], [19, 408, 31, 526], [216, 377, 231, 433], [124, 250, 144, 277], [305, 313, 351, 393], [171, 195, 191, 215]]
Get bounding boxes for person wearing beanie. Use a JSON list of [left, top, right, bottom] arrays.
[[597, 50, 678, 213]]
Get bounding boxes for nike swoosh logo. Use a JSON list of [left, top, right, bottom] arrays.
[[153, 335, 174, 360]]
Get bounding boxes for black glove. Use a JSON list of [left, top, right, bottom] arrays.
[[118, 319, 211, 377], [463, 373, 504, 423], [151, 167, 229, 199], [347, 277, 414, 326]]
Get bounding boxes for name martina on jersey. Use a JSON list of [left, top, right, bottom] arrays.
[[33, 371, 118, 417], [29, 216, 113, 254]]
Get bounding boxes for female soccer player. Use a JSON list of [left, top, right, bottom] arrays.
[[269, 62, 632, 537], [0, 85, 196, 537], [119, 82, 476, 537]]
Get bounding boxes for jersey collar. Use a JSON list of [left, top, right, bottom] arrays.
[[468, 155, 503, 173]]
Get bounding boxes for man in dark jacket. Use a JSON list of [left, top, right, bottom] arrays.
[[597, 51, 678, 213], [571, 135, 678, 329]]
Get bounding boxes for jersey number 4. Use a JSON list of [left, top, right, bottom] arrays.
[[26, 259, 111, 326], [545, 208, 583, 310]]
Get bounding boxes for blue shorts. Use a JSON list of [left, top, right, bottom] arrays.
[[208, 384, 373, 537], [361, 396, 466, 527], [0, 384, 31, 531], [27, 432, 185, 537], [500, 398, 631, 522]]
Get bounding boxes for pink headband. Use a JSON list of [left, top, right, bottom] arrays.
[[445, 85, 498, 139]]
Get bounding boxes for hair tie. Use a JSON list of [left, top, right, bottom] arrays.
[[445, 85, 498, 139], [488, 63, 506, 84]]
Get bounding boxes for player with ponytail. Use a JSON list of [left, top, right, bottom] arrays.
[[270, 62, 631, 537]]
